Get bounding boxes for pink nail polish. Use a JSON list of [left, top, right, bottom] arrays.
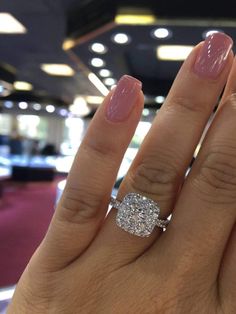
[[193, 32, 233, 79], [106, 75, 142, 122]]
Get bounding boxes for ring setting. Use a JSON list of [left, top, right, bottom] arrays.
[[110, 193, 169, 237]]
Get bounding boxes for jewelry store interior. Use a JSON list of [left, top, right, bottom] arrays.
[[0, 0, 235, 312]]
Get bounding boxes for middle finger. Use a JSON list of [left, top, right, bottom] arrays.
[[88, 33, 233, 265]]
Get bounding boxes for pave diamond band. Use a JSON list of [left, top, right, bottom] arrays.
[[110, 193, 169, 237]]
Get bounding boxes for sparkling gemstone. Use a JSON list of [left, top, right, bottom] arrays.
[[116, 193, 160, 237]]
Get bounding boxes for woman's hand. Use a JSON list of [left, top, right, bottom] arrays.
[[8, 33, 236, 314]]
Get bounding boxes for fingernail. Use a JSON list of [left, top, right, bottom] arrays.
[[106, 75, 142, 122], [193, 32, 233, 79]]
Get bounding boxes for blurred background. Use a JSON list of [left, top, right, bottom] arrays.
[[0, 0, 235, 311]]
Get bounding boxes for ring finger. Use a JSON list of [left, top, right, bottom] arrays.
[[87, 33, 234, 265]]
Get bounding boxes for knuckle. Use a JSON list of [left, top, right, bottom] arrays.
[[129, 158, 179, 201], [192, 147, 236, 205], [167, 95, 207, 114], [59, 185, 103, 224], [82, 136, 119, 161]]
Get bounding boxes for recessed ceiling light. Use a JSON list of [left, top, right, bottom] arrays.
[[63, 39, 76, 50], [88, 73, 109, 96], [46, 105, 55, 113], [59, 109, 68, 116], [0, 13, 27, 34], [202, 29, 223, 38], [90, 43, 107, 54], [104, 78, 117, 86], [33, 103, 41, 111], [112, 33, 130, 44], [4, 101, 14, 109], [153, 28, 171, 39], [156, 45, 194, 61], [142, 109, 150, 116], [41, 64, 75, 76], [14, 81, 33, 91], [18, 102, 28, 110], [155, 96, 166, 104], [115, 14, 156, 25], [99, 69, 112, 77], [90, 58, 105, 67]]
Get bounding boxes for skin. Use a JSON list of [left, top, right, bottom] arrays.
[[7, 42, 236, 314]]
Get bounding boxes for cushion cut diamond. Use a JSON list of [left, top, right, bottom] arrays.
[[116, 193, 160, 237]]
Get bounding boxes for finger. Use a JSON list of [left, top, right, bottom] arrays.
[[34, 75, 144, 270], [218, 224, 236, 309], [161, 64, 236, 282], [220, 56, 236, 105], [215, 57, 236, 306], [86, 33, 234, 266]]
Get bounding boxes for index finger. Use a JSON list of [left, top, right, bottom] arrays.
[[36, 75, 144, 270]]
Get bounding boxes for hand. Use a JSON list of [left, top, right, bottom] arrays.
[[8, 33, 236, 314]]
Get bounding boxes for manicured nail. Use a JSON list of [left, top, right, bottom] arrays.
[[106, 75, 142, 122], [193, 32, 233, 79]]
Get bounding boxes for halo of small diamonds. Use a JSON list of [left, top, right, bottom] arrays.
[[114, 193, 163, 237]]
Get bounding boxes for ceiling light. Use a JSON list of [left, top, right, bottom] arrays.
[[115, 14, 156, 25], [156, 45, 194, 61], [155, 96, 166, 104], [90, 43, 107, 54], [0, 13, 27, 34], [46, 105, 55, 113], [202, 29, 222, 38], [41, 64, 75, 76], [142, 109, 150, 116], [63, 39, 76, 50], [90, 58, 105, 67], [112, 33, 130, 44], [14, 81, 33, 91], [99, 69, 112, 77], [70, 97, 91, 117], [104, 78, 117, 86], [4, 101, 14, 109], [18, 102, 28, 110], [86, 96, 104, 105], [32, 103, 41, 111], [88, 73, 109, 96], [153, 28, 171, 39], [59, 109, 68, 116]]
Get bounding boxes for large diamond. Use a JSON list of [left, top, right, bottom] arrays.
[[116, 193, 160, 237]]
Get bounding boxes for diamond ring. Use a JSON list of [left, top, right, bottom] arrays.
[[110, 193, 169, 237]]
